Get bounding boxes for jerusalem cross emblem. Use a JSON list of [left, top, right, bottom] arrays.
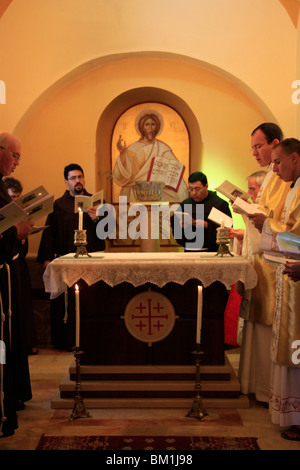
[[123, 290, 177, 345]]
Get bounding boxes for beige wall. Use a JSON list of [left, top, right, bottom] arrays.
[[1, 0, 300, 254]]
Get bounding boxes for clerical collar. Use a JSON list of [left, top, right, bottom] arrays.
[[290, 176, 300, 188]]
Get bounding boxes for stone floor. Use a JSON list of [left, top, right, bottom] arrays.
[[0, 347, 299, 451]]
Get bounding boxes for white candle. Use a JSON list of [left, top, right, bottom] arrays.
[[196, 285, 203, 344], [220, 219, 225, 229], [75, 284, 80, 348], [78, 208, 83, 230]]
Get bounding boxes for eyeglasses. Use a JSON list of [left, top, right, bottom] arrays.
[[68, 175, 84, 181], [188, 186, 203, 193], [0, 145, 21, 161]]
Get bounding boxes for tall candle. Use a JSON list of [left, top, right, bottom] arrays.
[[196, 285, 203, 344], [75, 284, 80, 348], [78, 208, 83, 230]]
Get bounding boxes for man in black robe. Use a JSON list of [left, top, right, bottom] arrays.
[[0, 132, 33, 437], [4, 177, 38, 355], [37, 163, 106, 349], [172, 171, 232, 251]]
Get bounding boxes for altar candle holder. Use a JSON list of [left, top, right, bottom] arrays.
[[216, 226, 233, 257], [186, 344, 208, 422], [74, 229, 91, 258], [69, 347, 91, 421]]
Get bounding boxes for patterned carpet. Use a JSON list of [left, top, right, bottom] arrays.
[[36, 434, 260, 450]]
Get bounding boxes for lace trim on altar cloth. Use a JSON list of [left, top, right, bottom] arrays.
[[43, 253, 258, 298]]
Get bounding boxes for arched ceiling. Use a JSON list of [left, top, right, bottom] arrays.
[[1, 1, 299, 27], [280, 0, 300, 27], [0, 0, 12, 19]]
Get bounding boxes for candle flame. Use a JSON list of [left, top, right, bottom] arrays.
[[75, 284, 79, 291], [78, 207, 82, 212]]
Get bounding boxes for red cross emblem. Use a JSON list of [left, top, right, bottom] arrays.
[[124, 291, 176, 344]]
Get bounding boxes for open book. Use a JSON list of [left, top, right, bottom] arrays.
[[74, 189, 104, 212], [147, 156, 185, 192], [263, 232, 300, 263], [216, 180, 250, 202], [263, 252, 299, 264], [0, 185, 54, 234], [276, 232, 300, 260], [208, 207, 233, 228], [232, 197, 265, 216]]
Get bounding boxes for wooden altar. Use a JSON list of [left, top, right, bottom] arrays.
[[43, 252, 257, 408]]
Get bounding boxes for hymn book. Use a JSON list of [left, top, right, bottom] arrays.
[[263, 231, 300, 264], [0, 185, 54, 234], [276, 231, 300, 260], [231, 197, 265, 216], [216, 180, 250, 202], [74, 189, 104, 212], [147, 156, 185, 192]]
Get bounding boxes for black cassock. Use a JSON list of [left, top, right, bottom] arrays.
[[0, 177, 32, 436], [37, 190, 106, 349], [172, 191, 232, 252]]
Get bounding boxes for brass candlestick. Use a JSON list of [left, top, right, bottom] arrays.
[[216, 226, 233, 257], [69, 347, 91, 421], [74, 229, 91, 258], [186, 344, 208, 421]]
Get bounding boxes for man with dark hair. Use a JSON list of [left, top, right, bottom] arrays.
[[3, 177, 38, 356], [37, 163, 106, 349], [251, 122, 284, 144], [2, 176, 23, 197], [172, 171, 231, 251], [257, 138, 300, 440], [63, 163, 84, 182], [238, 123, 291, 406]]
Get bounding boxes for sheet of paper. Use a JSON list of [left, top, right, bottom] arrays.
[[208, 207, 233, 228]]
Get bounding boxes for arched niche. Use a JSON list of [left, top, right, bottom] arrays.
[[95, 87, 202, 202]]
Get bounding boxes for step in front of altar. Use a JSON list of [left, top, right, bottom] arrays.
[[51, 357, 249, 409]]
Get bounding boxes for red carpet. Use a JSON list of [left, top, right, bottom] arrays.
[[36, 435, 260, 450]]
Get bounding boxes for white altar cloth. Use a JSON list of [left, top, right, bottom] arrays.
[[43, 252, 257, 298]]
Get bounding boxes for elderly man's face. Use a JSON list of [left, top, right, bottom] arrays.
[[0, 137, 21, 176], [247, 177, 261, 203]]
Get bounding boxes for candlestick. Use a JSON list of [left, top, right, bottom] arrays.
[[78, 208, 83, 230], [196, 285, 203, 344], [216, 225, 233, 257], [75, 284, 80, 348], [186, 348, 208, 421]]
